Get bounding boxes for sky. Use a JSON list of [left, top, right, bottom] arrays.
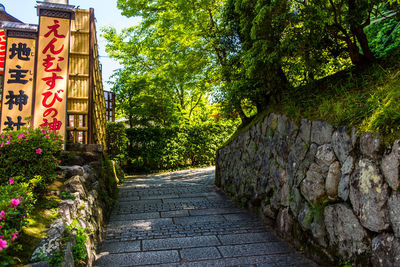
[[1, 0, 140, 91]]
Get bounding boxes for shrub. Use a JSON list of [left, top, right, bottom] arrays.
[[0, 178, 36, 265], [126, 120, 238, 172], [106, 122, 128, 162], [0, 128, 63, 186], [66, 221, 88, 265]]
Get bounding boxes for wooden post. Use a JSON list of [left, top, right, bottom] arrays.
[[88, 8, 94, 144]]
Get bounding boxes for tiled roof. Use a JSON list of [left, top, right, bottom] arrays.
[[36, 1, 75, 15], [0, 9, 22, 23], [0, 22, 38, 32]]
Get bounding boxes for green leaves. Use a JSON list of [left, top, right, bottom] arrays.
[[104, 0, 226, 127], [105, 0, 390, 128], [125, 120, 238, 171]]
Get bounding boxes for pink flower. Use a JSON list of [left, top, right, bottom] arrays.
[[18, 142, 21, 144], [0, 134, 4, 138], [11, 232, 18, 240], [9, 198, 22, 208], [40, 129, 46, 134], [0, 211, 4, 221], [5, 140, 10, 145], [0, 142, 3, 148], [17, 133, 25, 139], [35, 148, 42, 154], [9, 178, 13, 185], [58, 160, 62, 164], [0, 239, 7, 250], [0, 225, 2, 229]]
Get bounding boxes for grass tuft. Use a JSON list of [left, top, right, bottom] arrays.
[[231, 47, 400, 146]]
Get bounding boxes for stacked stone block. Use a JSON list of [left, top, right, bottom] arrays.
[[216, 113, 400, 266]]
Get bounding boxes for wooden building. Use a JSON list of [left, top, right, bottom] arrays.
[[0, 3, 112, 149], [67, 8, 107, 147]]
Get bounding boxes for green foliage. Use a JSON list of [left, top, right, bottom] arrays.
[[126, 120, 238, 172], [218, 0, 293, 120], [359, 71, 400, 143], [66, 222, 87, 265], [259, 51, 400, 144], [103, 0, 225, 127], [60, 191, 75, 200], [339, 259, 353, 267], [48, 250, 63, 267], [101, 158, 122, 203], [106, 122, 129, 162], [32, 248, 63, 267], [0, 180, 36, 265], [365, 4, 400, 57], [0, 128, 63, 186], [106, 0, 400, 150]]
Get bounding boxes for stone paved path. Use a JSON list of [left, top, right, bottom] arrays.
[[95, 167, 317, 267]]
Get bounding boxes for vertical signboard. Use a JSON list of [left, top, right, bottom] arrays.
[[0, 29, 6, 75], [33, 16, 71, 139], [0, 36, 36, 131]]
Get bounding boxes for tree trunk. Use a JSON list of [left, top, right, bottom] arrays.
[[237, 104, 250, 125], [352, 25, 375, 62], [129, 114, 134, 129], [347, 0, 375, 65], [347, 40, 363, 65], [274, 67, 288, 103]]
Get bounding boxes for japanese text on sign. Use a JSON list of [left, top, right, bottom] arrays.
[[0, 29, 6, 75], [0, 37, 35, 131], [34, 17, 70, 138]]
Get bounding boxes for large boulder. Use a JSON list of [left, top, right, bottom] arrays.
[[388, 191, 400, 238], [299, 119, 311, 143], [64, 175, 88, 199], [360, 132, 381, 159], [311, 121, 333, 145], [295, 143, 318, 186], [371, 234, 400, 267], [315, 144, 336, 173], [332, 127, 353, 164], [324, 204, 370, 259], [311, 212, 328, 248], [338, 156, 354, 201], [349, 159, 390, 232], [301, 163, 326, 205], [381, 140, 400, 190], [338, 174, 350, 201], [276, 208, 293, 239], [297, 201, 312, 231], [325, 161, 341, 199], [57, 165, 84, 180], [31, 219, 65, 262], [289, 187, 302, 218]]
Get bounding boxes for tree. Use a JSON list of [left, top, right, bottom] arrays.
[[294, 0, 384, 66], [365, 2, 400, 57], [103, 0, 226, 126], [217, 0, 296, 121]]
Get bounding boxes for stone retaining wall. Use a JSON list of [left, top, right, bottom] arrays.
[[216, 113, 400, 266], [29, 145, 120, 267]]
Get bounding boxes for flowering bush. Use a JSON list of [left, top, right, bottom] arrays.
[[0, 178, 35, 265], [0, 128, 63, 186]]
